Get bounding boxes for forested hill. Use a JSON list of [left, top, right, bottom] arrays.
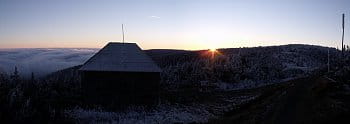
[[147, 44, 337, 68], [44, 44, 341, 88], [144, 44, 340, 88]]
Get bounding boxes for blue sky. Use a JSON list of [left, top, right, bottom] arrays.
[[0, 0, 349, 50]]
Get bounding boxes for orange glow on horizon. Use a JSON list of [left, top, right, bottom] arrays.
[[209, 48, 217, 53], [206, 48, 221, 59]]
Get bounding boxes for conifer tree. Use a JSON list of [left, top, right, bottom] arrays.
[[30, 72, 35, 83], [10, 66, 20, 84]]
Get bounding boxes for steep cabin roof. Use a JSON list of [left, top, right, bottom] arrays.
[[79, 42, 161, 72]]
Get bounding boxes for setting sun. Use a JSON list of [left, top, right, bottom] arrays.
[[209, 48, 217, 53], [208, 48, 219, 59]]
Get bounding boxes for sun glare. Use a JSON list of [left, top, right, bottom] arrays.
[[209, 48, 217, 53], [208, 48, 218, 59]]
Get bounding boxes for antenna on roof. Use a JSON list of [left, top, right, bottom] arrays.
[[121, 24, 126, 68], [122, 24, 125, 43], [341, 14, 345, 55]]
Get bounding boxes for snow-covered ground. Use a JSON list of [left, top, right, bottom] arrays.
[[65, 94, 259, 124], [65, 104, 214, 124], [215, 76, 307, 91], [216, 80, 267, 91]]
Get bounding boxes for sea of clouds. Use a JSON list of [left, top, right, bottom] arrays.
[[0, 48, 99, 78]]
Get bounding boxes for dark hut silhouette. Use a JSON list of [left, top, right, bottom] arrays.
[[79, 42, 161, 106]]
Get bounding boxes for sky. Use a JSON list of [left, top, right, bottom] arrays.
[[0, 0, 349, 50]]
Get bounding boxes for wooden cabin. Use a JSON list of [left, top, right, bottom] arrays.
[[79, 42, 161, 106]]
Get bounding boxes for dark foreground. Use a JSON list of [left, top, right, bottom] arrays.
[[210, 74, 350, 124]]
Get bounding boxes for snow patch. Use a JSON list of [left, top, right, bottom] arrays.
[[65, 104, 215, 124]]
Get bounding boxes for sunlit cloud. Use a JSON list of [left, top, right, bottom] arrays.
[[149, 15, 161, 19]]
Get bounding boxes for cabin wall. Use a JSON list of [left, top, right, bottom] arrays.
[[81, 71, 160, 107]]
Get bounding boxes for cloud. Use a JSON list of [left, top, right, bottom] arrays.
[[0, 48, 98, 78], [149, 15, 161, 19]]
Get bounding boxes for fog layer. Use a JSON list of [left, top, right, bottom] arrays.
[[0, 48, 98, 78]]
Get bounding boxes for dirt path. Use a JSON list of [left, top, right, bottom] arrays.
[[209, 75, 335, 124], [269, 77, 315, 124]]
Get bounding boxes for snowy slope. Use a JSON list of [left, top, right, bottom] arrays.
[[146, 44, 340, 89]]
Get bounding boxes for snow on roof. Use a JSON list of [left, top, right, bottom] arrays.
[[79, 42, 161, 72]]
